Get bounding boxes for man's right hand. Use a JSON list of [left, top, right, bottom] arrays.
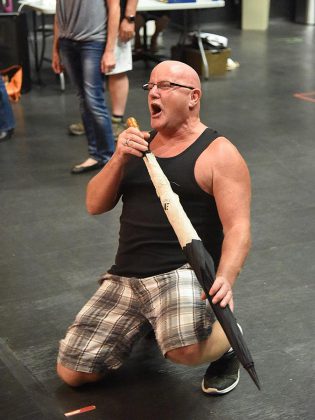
[[116, 128, 149, 161], [52, 50, 63, 74], [86, 128, 149, 215]]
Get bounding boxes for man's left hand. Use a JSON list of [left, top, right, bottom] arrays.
[[119, 20, 135, 43], [201, 275, 234, 310]]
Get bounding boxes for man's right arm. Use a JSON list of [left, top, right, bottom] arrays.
[[52, 16, 63, 74], [86, 155, 127, 214], [86, 128, 149, 214]]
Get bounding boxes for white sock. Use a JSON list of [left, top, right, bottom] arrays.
[[227, 323, 243, 353]]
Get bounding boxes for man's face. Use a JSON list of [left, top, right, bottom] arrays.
[[147, 65, 195, 133]]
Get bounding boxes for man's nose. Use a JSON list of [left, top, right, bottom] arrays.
[[149, 84, 160, 96]]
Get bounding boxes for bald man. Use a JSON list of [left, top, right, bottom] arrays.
[[57, 61, 251, 396]]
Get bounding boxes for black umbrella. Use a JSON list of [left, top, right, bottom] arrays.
[[127, 118, 261, 390], [183, 239, 260, 390]]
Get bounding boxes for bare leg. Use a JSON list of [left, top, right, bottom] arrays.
[[150, 15, 170, 53], [57, 363, 105, 387], [166, 320, 230, 366], [108, 73, 129, 116], [108, 73, 129, 139]]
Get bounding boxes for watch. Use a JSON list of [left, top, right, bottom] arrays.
[[125, 15, 135, 23]]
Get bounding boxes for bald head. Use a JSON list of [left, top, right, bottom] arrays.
[[147, 61, 202, 132], [151, 60, 201, 91]]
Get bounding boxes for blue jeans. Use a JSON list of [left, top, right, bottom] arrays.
[[59, 38, 114, 163], [0, 76, 15, 132]]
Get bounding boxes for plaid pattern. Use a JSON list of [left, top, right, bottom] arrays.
[[58, 265, 215, 373]]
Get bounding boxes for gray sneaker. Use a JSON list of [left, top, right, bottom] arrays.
[[68, 122, 85, 136], [201, 350, 240, 395], [112, 118, 125, 140]]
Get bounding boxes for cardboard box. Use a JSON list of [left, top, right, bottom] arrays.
[[183, 47, 231, 77]]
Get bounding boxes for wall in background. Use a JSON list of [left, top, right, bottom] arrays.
[[172, 0, 296, 29]]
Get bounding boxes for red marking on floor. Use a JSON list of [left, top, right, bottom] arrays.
[[64, 405, 96, 417], [293, 91, 315, 103]]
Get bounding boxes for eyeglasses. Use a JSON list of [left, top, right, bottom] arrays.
[[142, 81, 195, 91]]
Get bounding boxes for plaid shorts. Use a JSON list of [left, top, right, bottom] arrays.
[[58, 265, 215, 373]]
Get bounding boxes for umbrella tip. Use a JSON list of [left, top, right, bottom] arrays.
[[247, 366, 261, 391]]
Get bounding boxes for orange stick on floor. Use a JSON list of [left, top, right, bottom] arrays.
[[64, 405, 96, 417]]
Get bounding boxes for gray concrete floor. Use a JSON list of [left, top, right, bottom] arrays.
[[0, 19, 314, 419]]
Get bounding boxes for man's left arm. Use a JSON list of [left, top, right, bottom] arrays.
[[205, 138, 252, 309], [119, 0, 138, 43], [102, 0, 121, 73]]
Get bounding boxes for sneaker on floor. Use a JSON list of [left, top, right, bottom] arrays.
[[112, 118, 125, 140], [0, 128, 14, 142], [68, 122, 85, 136], [201, 350, 240, 395]]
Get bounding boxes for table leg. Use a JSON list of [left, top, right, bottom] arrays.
[[32, 10, 41, 83], [59, 72, 65, 91], [196, 32, 209, 80], [38, 13, 47, 74]]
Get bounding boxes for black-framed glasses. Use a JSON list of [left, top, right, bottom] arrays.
[[142, 81, 195, 91]]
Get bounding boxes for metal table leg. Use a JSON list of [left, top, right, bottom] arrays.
[[196, 32, 209, 80]]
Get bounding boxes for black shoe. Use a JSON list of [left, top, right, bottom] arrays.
[[201, 350, 240, 395], [71, 161, 104, 174], [0, 129, 14, 143]]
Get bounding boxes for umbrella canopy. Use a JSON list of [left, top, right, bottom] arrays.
[[126, 117, 260, 390]]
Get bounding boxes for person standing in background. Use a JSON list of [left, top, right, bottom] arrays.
[[69, 0, 138, 140], [52, 0, 119, 174], [108, 0, 138, 139], [134, 12, 170, 53]]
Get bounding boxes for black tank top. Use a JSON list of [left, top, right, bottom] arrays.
[[108, 127, 223, 277]]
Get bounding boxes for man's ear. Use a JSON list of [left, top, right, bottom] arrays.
[[189, 89, 201, 108]]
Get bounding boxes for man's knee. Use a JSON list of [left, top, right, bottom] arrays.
[[56, 363, 104, 387], [166, 344, 201, 366]]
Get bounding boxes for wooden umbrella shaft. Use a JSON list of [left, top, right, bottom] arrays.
[[126, 117, 199, 248], [143, 152, 200, 248]]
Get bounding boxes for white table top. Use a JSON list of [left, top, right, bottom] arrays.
[[18, 0, 55, 14], [137, 0, 225, 12], [18, 0, 225, 15]]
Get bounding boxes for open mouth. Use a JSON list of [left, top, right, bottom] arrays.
[[150, 103, 162, 117]]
